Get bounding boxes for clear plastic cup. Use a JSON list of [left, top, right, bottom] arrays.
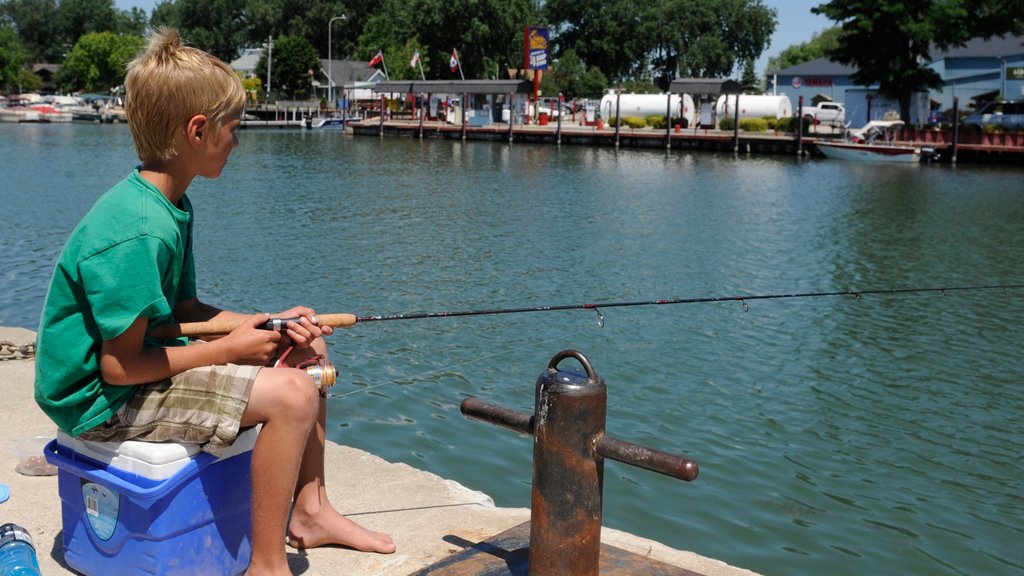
[[14, 435, 57, 476]]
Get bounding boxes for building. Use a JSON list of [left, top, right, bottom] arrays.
[[318, 59, 385, 107], [928, 34, 1024, 110], [770, 34, 1024, 126]]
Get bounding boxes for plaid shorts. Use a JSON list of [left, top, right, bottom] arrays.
[[78, 363, 261, 456]]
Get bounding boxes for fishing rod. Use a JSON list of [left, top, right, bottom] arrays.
[[149, 283, 1024, 339]]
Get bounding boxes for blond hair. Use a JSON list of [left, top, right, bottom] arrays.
[[125, 28, 245, 162]]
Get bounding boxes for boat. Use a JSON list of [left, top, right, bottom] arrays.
[[311, 113, 364, 129], [815, 120, 923, 163], [30, 104, 73, 123], [0, 107, 42, 123], [312, 117, 347, 129]]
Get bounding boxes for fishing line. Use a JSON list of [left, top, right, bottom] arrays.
[[350, 284, 1024, 325], [327, 325, 595, 400], [322, 283, 1022, 399]]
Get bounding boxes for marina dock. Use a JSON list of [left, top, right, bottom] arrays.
[[259, 115, 1022, 165], [0, 325, 760, 576]]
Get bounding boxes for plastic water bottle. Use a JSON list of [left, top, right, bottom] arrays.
[[0, 524, 41, 576]]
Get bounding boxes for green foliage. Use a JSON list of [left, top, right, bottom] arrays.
[[765, 27, 840, 74], [2, 0, 144, 62], [356, 0, 534, 80], [0, 25, 32, 93], [738, 118, 769, 132], [55, 31, 145, 92], [241, 74, 263, 102], [545, 0, 776, 88], [255, 35, 319, 100], [740, 59, 760, 93], [1, 0, 60, 62], [812, 0, 1024, 123], [776, 117, 799, 132], [647, 115, 666, 129], [16, 66, 41, 92], [56, 0, 120, 51], [620, 115, 646, 128], [152, 0, 247, 62], [719, 116, 734, 130]]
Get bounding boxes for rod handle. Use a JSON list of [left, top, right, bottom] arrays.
[[150, 313, 358, 338]]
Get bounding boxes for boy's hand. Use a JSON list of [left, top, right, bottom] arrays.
[[222, 314, 282, 365], [273, 306, 333, 349]]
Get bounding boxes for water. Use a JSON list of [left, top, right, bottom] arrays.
[[2, 123, 1022, 575]]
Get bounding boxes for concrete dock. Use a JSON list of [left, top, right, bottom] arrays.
[[0, 325, 759, 575]]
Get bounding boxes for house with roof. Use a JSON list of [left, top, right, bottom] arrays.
[[318, 59, 386, 107]]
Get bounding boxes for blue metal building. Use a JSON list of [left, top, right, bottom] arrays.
[[769, 34, 1024, 126]]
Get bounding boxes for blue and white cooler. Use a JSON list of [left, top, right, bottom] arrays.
[[44, 427, 258, 576]]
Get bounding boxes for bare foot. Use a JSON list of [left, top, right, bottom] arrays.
[[288, 506, 396, 554]]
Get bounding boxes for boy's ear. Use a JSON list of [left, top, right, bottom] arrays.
[[185, 115, 209, 147]]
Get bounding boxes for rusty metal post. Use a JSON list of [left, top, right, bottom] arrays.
[[530, 350, 605, 576], [459, 350, 698, 576]]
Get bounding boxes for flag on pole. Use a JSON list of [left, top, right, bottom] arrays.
[[449, 49, 459, 73], [410, 50, 421, 68], [368, 51, 383, 67]]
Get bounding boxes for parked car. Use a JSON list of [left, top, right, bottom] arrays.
[[962, 101, 1024, 130], [926, 109, 951, 128]]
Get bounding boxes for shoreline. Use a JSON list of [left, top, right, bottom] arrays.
[[0, 325, 760, 575]]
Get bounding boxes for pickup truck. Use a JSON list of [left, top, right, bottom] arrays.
[[802, 102, 845, 127]]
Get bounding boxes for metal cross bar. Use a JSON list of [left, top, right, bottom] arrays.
[[460, 349, 699, 576]]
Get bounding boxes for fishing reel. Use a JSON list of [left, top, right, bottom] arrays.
[[296, 354, 337, 392]]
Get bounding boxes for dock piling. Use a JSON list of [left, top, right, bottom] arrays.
[[460, 350, 698, 576]]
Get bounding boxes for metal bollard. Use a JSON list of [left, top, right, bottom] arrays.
[[460, 350, 698, 576]]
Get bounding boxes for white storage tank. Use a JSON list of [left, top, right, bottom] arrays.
[[599, 91, 696, 127], [715, 94, 793, 120]]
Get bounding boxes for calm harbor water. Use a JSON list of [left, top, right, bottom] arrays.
[[2, 123, 1022, 576]]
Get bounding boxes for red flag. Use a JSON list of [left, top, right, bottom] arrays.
[[449, 50, 459, 73], [368, 51, 383, 67]]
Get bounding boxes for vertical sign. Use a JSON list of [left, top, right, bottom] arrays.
[[524, 26, 549, 70]]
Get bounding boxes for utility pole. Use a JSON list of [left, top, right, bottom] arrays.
[[266, 36, 274, 96], [327, 16, 347, 106]]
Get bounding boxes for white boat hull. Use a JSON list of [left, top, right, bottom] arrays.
[[816, 141, 920, 163]]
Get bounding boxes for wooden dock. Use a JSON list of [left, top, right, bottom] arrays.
[[345, 118, 1024, 165]]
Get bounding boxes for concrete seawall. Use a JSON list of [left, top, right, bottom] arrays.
[[0, 326, 760, 575]]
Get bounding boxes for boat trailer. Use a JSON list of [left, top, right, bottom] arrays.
[[412, 349, 700, 575]]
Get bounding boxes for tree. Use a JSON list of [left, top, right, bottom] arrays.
[[56, 0, 120, 51], [765, 27, 841, 74], [151, 0, 246, 62], [243, 0, 354, 57], [0, 0, 60, 62], [255, 34, 319, 99], [113, 7, 149, 36], [54, 31, 145, 92], [548, 0, 776, 89], [545, 0, 644, 83], [812, 0, 1024, 122], [0, 25, 33, 93], [355, 0, 535, 80], [740, 59, 759, 93]]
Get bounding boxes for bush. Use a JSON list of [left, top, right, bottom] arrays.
[[647, 115, 666, 129], [621, 116, 647, 128], [775, 117, 796, 132], [739, 118, 769, 132], [719, 117, 734, 130]]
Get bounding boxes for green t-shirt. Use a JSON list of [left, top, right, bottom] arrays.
[[35, 168, 197, 435]]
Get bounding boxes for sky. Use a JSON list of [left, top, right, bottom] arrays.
[[113, 0, 833, 75]]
